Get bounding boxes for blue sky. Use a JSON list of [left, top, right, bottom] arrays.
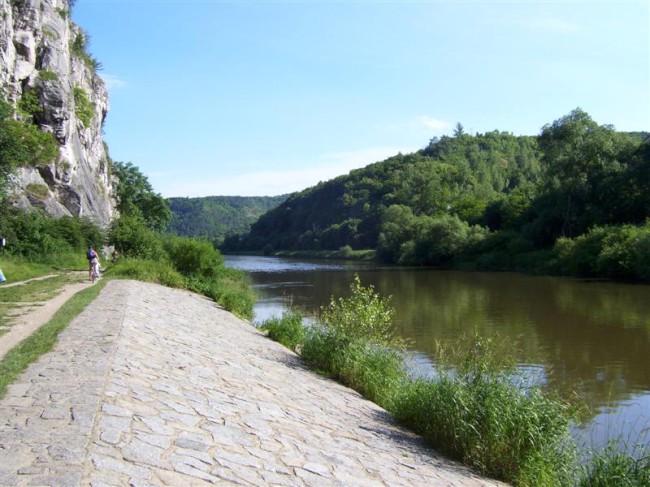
[[72, 0, 649, 197]]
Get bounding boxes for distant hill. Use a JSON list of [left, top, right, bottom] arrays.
[[227, 129, 542, 252], [166, 195, 288, 244], [223, 113, 648, 275]]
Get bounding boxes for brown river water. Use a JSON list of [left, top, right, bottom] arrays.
[[226, 255, 650, 455]]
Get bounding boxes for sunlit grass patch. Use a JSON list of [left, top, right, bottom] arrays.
[[578, 442, 650, 487], [258, 310, 305, 352], [0, 274, 73, 303]]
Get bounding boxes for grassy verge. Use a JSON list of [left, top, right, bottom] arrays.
[[110, 254, 255, 320], [0, 274, 75, 302], [0, 278, 107, 398], [1, 255, 64, 282], [0, 252, 90, 281], [258, 274, 648, 486]]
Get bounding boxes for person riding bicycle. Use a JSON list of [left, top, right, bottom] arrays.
[[86, 245, 100, 282]]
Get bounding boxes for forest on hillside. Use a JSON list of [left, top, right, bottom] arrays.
[[166, 195, 288, 244], [223, 110, 650, 281]]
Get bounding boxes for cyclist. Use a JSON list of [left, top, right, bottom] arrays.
[[86, 245, 100, 282]]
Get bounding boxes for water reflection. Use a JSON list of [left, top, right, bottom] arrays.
[[226, 255, 650, 451]]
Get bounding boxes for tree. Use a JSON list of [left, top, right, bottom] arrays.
[[535, 108, 637, 240], [112, 161, 171, 231]]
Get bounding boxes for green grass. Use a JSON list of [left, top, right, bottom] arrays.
[[110, 257, 256, 320], [0, 252, 90, 281], [259, 310, 306, 352], [0, 278, 107, 398], [0, 256, 57, 282], [0, 274, 74, 303], [579, 443, 650, 487], [391, 366, 576, 485]]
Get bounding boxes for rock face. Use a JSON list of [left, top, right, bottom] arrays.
[[0, 0, 115, 227]]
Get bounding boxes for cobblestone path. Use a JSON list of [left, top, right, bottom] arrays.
[[0, 280, 505, 486]]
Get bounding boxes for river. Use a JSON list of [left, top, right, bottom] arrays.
[[225, 254, 650, 455]]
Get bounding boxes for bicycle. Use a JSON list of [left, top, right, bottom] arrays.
[[90, 258, 100, 283]]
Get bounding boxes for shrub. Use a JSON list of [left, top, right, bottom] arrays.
[[0, 114, 59, 188], [635, 231, 650, 281], [0, 206, 104, 269], [301, 275, 407, 407], [39, 70, 58, 81], [110, 258, 185, 288], [339, 244, 353, 258], [70, 29, 102, 71], [108, 215, 165, 260], [551, 223, 650, 281], [319, 274, 400, 347], [596, 224, 650, 279], [18, 90, 41, 119], [25, 183, 49, 200], [399, 214, 489, 266], [258, 310, 305, 352], [73, 87, 94, 128], [163, 236, 224, 278]]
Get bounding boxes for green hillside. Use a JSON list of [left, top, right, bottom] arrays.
[[225, 110, 650, 281], [167, 195, 288, 244]]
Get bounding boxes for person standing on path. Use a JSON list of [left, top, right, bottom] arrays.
[[86, 245, 100, 282]]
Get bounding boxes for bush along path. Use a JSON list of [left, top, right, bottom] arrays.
[[0, 279, 504, 486]]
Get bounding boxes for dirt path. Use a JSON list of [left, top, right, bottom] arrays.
[[0, 272, 93, 360], [0, 274, 59, 288]]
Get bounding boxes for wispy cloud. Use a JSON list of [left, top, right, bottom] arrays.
[[389, 116, 453, 135], [415, 116, 453, 133], [100, 73, 127, 90], [527, 17, 584, 33], [156, 146, 418, 197]]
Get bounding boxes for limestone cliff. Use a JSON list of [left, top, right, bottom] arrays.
[[0, 0, 115, 227]]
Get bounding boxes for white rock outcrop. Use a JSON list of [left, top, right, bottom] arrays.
[[0, 0, 115, 227]]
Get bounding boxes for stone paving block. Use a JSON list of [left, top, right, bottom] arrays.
[[134, 431, 173, 449], [25, 471, 82, 486], [91, 453, 151, 480], [5, 382, 31, 397], [121, 439, 166, 468]]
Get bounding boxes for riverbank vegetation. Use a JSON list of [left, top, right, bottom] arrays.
[[0, 160, 255, 319], [225, 110, 649, 282], [109, 217, 255, 319], [260, 275, 649, 486]]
